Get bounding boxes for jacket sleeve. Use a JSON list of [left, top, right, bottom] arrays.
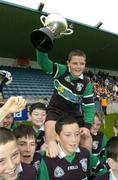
[[36, 50, 66, 78], [99, 134, 107, 163], [89, 153, 108, 177], [36, 50, 53, 74], [38, 158, 50, 180], [82, 82, 95, 129]]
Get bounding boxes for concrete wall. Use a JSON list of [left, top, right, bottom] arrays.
[[0, 57, 118, 76], [107, 102, 118, 114], [0, 57, 41, 69]]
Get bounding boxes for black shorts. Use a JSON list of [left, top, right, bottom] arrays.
[[46, 107, 84, 127]]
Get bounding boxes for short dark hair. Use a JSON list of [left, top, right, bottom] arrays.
[[14, 124, 36, 140], [68, 49, 86, 62], [106, 136, 118, 161], [55, 114, 80, 135], [29, 102, 47, 115], [0, 127, 16, 144]]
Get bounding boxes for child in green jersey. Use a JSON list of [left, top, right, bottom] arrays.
[[91, 110, 107, 164], [38, 115, 107, 180], [36, 49, 95, 158]]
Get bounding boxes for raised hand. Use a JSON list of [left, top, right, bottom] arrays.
[[0, 96, 26, 123]]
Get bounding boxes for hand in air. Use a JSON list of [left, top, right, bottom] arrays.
[[4, 96, 26, 114]]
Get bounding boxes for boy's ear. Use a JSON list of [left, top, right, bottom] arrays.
[[107, 158, 116, 169]]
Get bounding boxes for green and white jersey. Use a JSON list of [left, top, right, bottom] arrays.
[[37, 50, 95, 128]]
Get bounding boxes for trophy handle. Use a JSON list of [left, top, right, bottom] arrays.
[[40, 15, 47, 26], [61, 28, 73, 35]]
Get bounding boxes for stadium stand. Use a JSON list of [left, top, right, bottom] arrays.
[[1, 66, 54, 99]]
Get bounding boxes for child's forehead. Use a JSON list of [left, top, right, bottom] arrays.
[[32, 108, 46, 112], [69, 55, 86, 62], [4, 113, 13, 119], [62, 123, 79, 131], [94, 116, 101, 123], [18, 136, 35, 141], [0, 140, 18, 155]]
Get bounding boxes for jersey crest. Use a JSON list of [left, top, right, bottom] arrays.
[[65, 76, 71, 82], [54, 166, 65, 178], [76, 83, 84, 91], [80, 158, 87, 172], [93, 140, 99, 150]]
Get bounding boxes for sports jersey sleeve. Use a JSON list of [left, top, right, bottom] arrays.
[[38, 158, 50, 180], [82, 82, 95, 129], [36, 50, 66, 77], [99, 134, 107, 163], [36, 50, 53, 74], [89, 153, 108, 177]]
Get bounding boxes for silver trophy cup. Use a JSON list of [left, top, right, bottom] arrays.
[[31, 13, 73, 52]]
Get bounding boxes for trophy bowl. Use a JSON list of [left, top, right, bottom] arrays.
[[40, 13, 73, 38], [31, 13, 73, 52], [31, 27, 54, 53]]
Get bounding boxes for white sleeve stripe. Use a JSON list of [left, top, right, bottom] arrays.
[[83, 94, 93, 98], [82, 102, 95, 106], [54, 63, 59, 78]]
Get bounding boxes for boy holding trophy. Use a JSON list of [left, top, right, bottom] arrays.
[[31, 13, 95, 158]]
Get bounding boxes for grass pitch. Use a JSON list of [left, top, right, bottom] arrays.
[[100, 113, 118, 140]]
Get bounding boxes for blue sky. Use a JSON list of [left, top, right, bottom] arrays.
[[3, 0, 118, 34]]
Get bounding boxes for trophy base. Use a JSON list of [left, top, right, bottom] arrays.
[[31, 27, 54, 52]]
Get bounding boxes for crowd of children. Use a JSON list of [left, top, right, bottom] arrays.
[[0, 46, 118, 179], [0, 96, 118, 180]]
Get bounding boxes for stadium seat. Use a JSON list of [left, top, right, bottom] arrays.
[[1, 66, 54, 99]]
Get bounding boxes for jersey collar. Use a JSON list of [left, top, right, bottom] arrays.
[[58, 143, 80, 159]]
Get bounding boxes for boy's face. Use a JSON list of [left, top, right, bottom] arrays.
[[30, 108, 46, 128], [67, 56, 85, 77], [57, 123, 80, 155], [0, 141, 20, 180], [91, 116, 101, 134], [17, 136, 36, 164], [2, 114, 13, 129]]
